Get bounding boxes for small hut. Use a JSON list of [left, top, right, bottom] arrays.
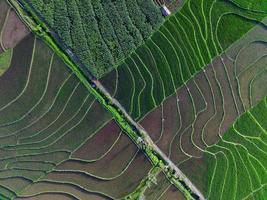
[[160, 5, 171, 16]]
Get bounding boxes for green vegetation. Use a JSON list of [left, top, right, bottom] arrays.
[[231, 0, 267, 11], [135, 12, 267, 198], [27, 0, 163, 77], [205, 96, 267, 199], [0, 48, 12, 75], [123, 167, 161, 199], [0, 1, 156, 198], [0, 28, 154, 200], [3, 0, 267, 199], [101, 0, 267, 121]]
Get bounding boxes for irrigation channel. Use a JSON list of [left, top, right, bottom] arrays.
[[7, 0, 205, 199]]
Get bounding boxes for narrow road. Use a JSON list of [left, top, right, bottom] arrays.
[[9, 0, 206, 199], [95, 74, 206, 200]]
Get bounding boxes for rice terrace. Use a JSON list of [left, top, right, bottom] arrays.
[[0, 0, 266, 199]]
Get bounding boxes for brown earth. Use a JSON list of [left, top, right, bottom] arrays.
[[45, 152, 152, 199], [16, 193, 75, 200], [72, 120, 121, 161], [0, 34, 34, 109], [2, 10, 30, 49], [202, 64, 224, 146], [0, 0, 9, 32], [139, 105, 163, 142], [157, 94, 180, 156], [159, 185, 186, 200], [212, 55, 239, 135], [17, 181, 110, 200], [57, 134, 138, 178]]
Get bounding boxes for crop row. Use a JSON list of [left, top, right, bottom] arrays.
[[179, 22, 267, 198], [181, 96, 267, 199], [120, 8, 267, 199], [0, 0, 29, 76], [28, 0, 163, 77], [0, 31, 153, 199], [137, 17, 267, 163], [101, 0, 267, 121], [0, 0, 10, 53]]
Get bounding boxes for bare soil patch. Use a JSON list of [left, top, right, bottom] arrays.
[[0, 34, 34, 108], [0, 0, 9, 32], [15, 193, 74, 200], [159, 185, 186, 200], [58, 134, 138, 178], [157, 94, 180, 156], [72, 120, 121, 161], [2, 10, 30, 49], [213, 55, 239, 135], [191, 71, 214, 149], [202, 65, 224, 146], [18, 181, 109, 200], [140, 105, 163, 142], [46, 152, 152, 199]]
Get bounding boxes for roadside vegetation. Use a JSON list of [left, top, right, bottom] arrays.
[[101, 0, 267, 121], [1, 0, 267, 199], [0, 20, 153, 199]]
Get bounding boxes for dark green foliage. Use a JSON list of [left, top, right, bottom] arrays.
[[53, 1, 72, 47], [113, 1, 143, 46], [136, 0, 163, 29], [101, 0, 135, 57], [91, 0, 124, 63], [231, 0, 267, 11], [124, 0, 154, 39], [28, 0, 163, 77], [66, 0, 92, 66], [30, 0, 54, 26], [75, 0, 114, 76]]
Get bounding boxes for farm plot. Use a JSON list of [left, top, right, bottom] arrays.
[[16, 120, 152, 200], [0, 0, 29, 75], [27, 0, 163, 77], [0, 0, 10, 53], [0, 28, 153, 199], [100, 0, 267, 121], [179, 96, 267, 200], [136, 17, 267, 165]]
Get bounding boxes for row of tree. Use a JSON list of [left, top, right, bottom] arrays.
[[29, 0, 163, 77]]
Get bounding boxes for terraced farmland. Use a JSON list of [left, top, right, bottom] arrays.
[[100, 0, 267, 120], [136, 19, 267, 161], [0, 14, 156, 199], [180, 96, 267, 199], [0, 0, 29, 75], [99, 0, 267, 198], [1, 0, 267, 199], [26, 0, 163, 77]]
